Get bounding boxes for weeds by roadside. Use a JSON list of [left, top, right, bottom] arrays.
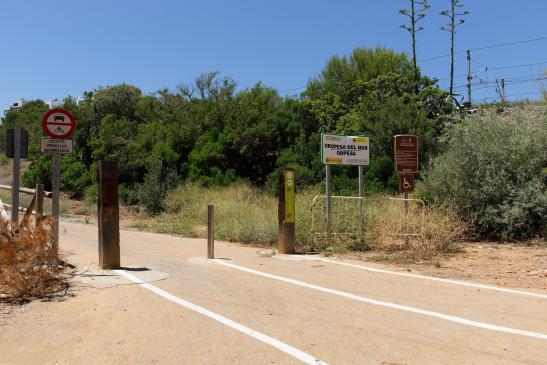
[[133, 183, 468, 262]]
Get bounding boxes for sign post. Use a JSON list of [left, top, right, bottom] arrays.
[[97, 160, 120, 269], [41, 108, 77, 255], [6, 128, 28, 224], [11, 128, 20, 223], [394, 135, 419, 221], [358, 165, 365, 231], [278, 168, 296, 254], [321, 133, 369, 237]]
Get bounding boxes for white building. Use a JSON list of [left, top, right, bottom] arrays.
[[46, 98, 62, 109], [3, 98, 29, 115]]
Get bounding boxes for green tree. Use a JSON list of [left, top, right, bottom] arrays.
[[89, 115, 143, 183], [305, 47, 413, 103], [93, 84, 142, 120], [0, 100, 49, 159]]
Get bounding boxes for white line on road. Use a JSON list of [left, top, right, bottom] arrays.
[[278, 255, 547, 299], [115, 270, 328, 365], [215, 259, 547, 341]]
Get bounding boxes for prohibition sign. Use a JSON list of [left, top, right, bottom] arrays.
[[41, 108, 77, 139]]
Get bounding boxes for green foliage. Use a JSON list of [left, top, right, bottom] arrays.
[[419, 108, 547, 239], [60, 155, 93, 199], [7, 47, 455, 223], [305, 47, 413, 103], [93, 84, 142, 120], [0, 100, 49, 159], [22, 155, 52, 189], [130, 161, 180, 215]]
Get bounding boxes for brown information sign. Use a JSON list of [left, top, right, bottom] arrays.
[[398, 174, 415, 193], [394, 135, 418, 173]]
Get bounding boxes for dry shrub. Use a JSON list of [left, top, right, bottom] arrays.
[[144, 183, 467, 261], [0, 216, 68, 303], [310, 196, 468, 260], [364, 198, 468, 261]]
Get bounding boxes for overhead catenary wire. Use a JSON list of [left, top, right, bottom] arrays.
[[418, 35, 547, 63], [277, 36, 547, 101], [475, 90, 543, 103]]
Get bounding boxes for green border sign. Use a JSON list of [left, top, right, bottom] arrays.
[[321, 133, 370, 166], [284, 170, 295, 223]]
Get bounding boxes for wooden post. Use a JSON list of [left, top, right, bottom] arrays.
[[11, 128, 21, 224], [278, 168, 296, 254], [35, 184, 44, 225], [207, 204, 214, 259], [97, 160, 120, 269]]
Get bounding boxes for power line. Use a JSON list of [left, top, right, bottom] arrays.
[[454, 72, 546, 89], [418, 35, 547, 63], [470, 36, 547, 52], [437, 60, 547, 82], [278, 86, 306, 94], [476, 90, 543, 103], [488, 60, 547, 71]]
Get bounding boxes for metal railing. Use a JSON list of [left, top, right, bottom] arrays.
[[310, 195, 426, 250]]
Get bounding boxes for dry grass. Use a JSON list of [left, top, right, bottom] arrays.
[[0, 215, 69, 303], [309, 196, 468, 260], [136, 183, 468, 261]]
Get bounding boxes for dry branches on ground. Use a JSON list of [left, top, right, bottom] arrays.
[[0, 216, 69, 303]]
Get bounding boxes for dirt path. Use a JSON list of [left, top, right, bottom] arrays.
[[1, 222, 546, 364]]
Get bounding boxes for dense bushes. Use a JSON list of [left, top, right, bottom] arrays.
[[3, 47, 451, 216], [419, 107, 547, 239]]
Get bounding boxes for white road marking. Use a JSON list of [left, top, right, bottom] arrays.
[[115, 270, 328, 365], [214, 259, 547, 341], [275, 255, 547, 300]]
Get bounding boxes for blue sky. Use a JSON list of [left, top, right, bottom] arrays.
[[1, 0, 546, 109]]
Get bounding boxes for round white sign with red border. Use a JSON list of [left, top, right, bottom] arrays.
[[41, 108, 77, 139]]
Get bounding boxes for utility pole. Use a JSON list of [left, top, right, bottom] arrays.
[[466, 49, 472, 109], [496, 78, 506, 103]]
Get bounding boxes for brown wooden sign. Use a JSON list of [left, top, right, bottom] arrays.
[[398, 173, 415, 193], [394, 135, 418, 173]]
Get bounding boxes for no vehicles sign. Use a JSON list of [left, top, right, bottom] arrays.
[[40, 138, 73, 154], [41, 108, 77, 139], [321, 133, 369, 166]]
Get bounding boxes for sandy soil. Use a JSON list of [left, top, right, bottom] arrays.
[[350, 242, 547, 291]]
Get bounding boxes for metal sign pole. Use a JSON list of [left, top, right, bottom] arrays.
[[404, 191, 409, 219], [207, 204, 215, 259], [358, 165, 364, 229], [325, 165, 332, 232], [52, 153, 60, 255], [11, 128, 21, 223]]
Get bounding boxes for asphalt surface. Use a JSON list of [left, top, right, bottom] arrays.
[[1, 221, 546, 364]]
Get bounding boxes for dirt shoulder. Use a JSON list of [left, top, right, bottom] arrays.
[[347, 242, 547, 291]]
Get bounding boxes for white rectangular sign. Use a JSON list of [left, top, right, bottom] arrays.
[[40, 138, 73, 154], [321, 133, 369, 166]]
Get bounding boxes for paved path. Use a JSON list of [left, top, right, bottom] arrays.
[[1, 222, 546, 364]]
